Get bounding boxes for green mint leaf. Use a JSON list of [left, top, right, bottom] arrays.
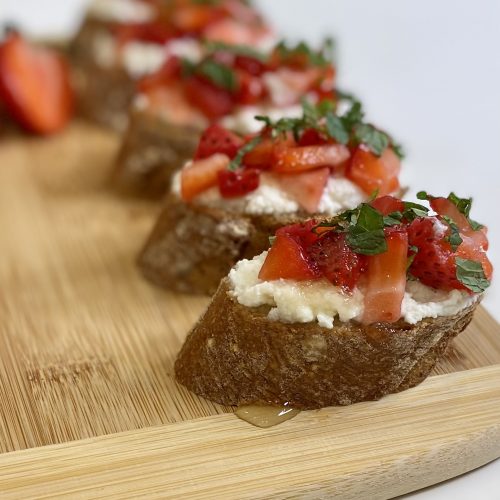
[[456, 257, 490, 293], [341, 100, 364, 130], [301, 98, 319, 126], [346, 204, 387, 255], [228, 136, 262, 171], [402, 201, 429, 221], [469, 219, 484, 231], [390, 141, 405, 159], [447, 192, 484, 230], [353, 123, 390, 156], [442, 215, 463, 251], [254, 115, 272, 127], [416, 191, 430, 201], [384, 211, 403, 226], [325, 112, 349, 144], [198, 60, 238, 92], [276, 39, 334, 67]]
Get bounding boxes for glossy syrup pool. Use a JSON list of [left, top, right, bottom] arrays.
[[236, 403, 300, 428]]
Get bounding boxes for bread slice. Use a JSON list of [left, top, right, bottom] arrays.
[[175, 278, 477, 409], [138, 194, 309, 295], [70, 18, 135, 130], [112, 110, 202, 197]]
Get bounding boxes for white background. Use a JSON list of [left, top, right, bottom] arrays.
[[1, 1, 499, 498]]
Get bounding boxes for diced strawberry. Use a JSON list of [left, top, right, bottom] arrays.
[[347, 146, 401, 196], [408, 217, 465, 290], [234, 55, 267, 76], [0, 32, 73, 135], [137, 57, 182, 93], [181, 153, 230, 201], [203, 18, 268, 46], [218, 168, 260, 198], [114, 22, 175, 47], [457, 235, 494, 281], [258, 234, 320, 282], [276, 167, 330, 214], [184, 76, 235, 120], [243, 135, 295, 169], [362, 228, 408, 324], [370, 195, 405, 215], [195, 124, 243, 160], [276, 220, 320, 248], [307, 232, 367, 292], [430, 196, 489, 250], [236, 71, 266, 105], [298, 128, 328, 147], [272, 144, 350, 173]]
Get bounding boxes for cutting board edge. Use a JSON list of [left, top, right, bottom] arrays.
[[0, 364, 499, 499]]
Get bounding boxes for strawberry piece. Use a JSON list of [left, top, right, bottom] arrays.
[[307, 232, 367, 292], [362, 228, 408, 324], [218, 168, 260, 197], [258, 234, 320, 282], [243, 135, 295, 169], [276, 220, 320, 248], [236, 71, 266, 105], [370, 195, 405, 215], [137, 56, 182, 93], [184, 76, 235, 120], [347, 146, 401, 196], [276, 167, 330, 214], [430, 196, 489, 250], [181, 153, 230, 201], [0, 33, 73, 135], [407, 217, 465, 291], [298, 128, 328, 147], [195, 124, 243, 160], [234, 55, 267, 76], [272, 144, 350, 173]]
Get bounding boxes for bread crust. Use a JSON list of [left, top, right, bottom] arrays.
[[138, 194, 309, 295], [70, 18, 135, 130], [175, 279, 477, 409], [113, 110, 202, 197]]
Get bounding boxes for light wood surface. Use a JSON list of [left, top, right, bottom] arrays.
[[0, 123, 499, 498], [0, 366, 499, 499]]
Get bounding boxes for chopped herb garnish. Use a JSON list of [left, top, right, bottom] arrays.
[[203, 40, 267, 62], [325, 113, 350, 144], [402, 201, 429, 221], [384, 211, 403, 226], [456, 258, 490, 293], [198, 59, 238, 92], [228, 136, 262, 171], [346, 204, 387, 255], [442, 215, 463, 251], [352, 123, 390, 156], [275, 38, 335, 67]]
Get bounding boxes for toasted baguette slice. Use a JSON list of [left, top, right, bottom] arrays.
[[175, 279, 477, 410], [70, 18, 135, 130], [113, 110, 202, 197], [138, 194, 309, 295]]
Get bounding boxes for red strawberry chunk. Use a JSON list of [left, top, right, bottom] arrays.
[[276, 167, 330, 214], [408, 217, 465, 291], [272, 144, 350, 173], [258, 234, 320, 281], [307, 232, 367, 292], [195, 124, 244, 160], [276, 220, 320, 248], [218, 168, 260, 197], [298, 128, 328, 147], [370, 195, 404, 216], [362, 227, 408, 324], [184, 76, 235, 120]]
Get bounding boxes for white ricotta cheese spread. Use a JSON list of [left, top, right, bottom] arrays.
[[172, 169, 366, 216], [229, 252, 479, 327], [122, 42, 166, 77], [88, 0, 154, 23]]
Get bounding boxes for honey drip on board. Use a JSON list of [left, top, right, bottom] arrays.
[[236, 404, 300, 428]]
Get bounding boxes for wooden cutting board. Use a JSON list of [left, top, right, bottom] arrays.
[[0, 122, 499, 499]]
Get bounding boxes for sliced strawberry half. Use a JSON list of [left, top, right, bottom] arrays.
[[0, 32, 74, 134], [195, 124, 243, 160], [272, 144, 350, 173], [181, 153, 230, 202], [276, 167, 330, 214], [362, 227, 408, 324], [258, 233, 320, 282], [370, 195, 404, 215], [347, 146, 401, 196]]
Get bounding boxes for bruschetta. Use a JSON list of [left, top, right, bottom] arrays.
[[71, 0, 273, 130], [138, 98, 404, 294], [175, 192, 492, 409], [113, 39, 336, 196]]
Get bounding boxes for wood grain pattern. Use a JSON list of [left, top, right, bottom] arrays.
[[0, 366, 499, 499], [0, 123, 499, 456]]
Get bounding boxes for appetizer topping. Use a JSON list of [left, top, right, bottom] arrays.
[[0, 31, 74, 134], [137, 39, 336, 121], [179, 99, 404, 214], [252, 193, 492, 325]]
